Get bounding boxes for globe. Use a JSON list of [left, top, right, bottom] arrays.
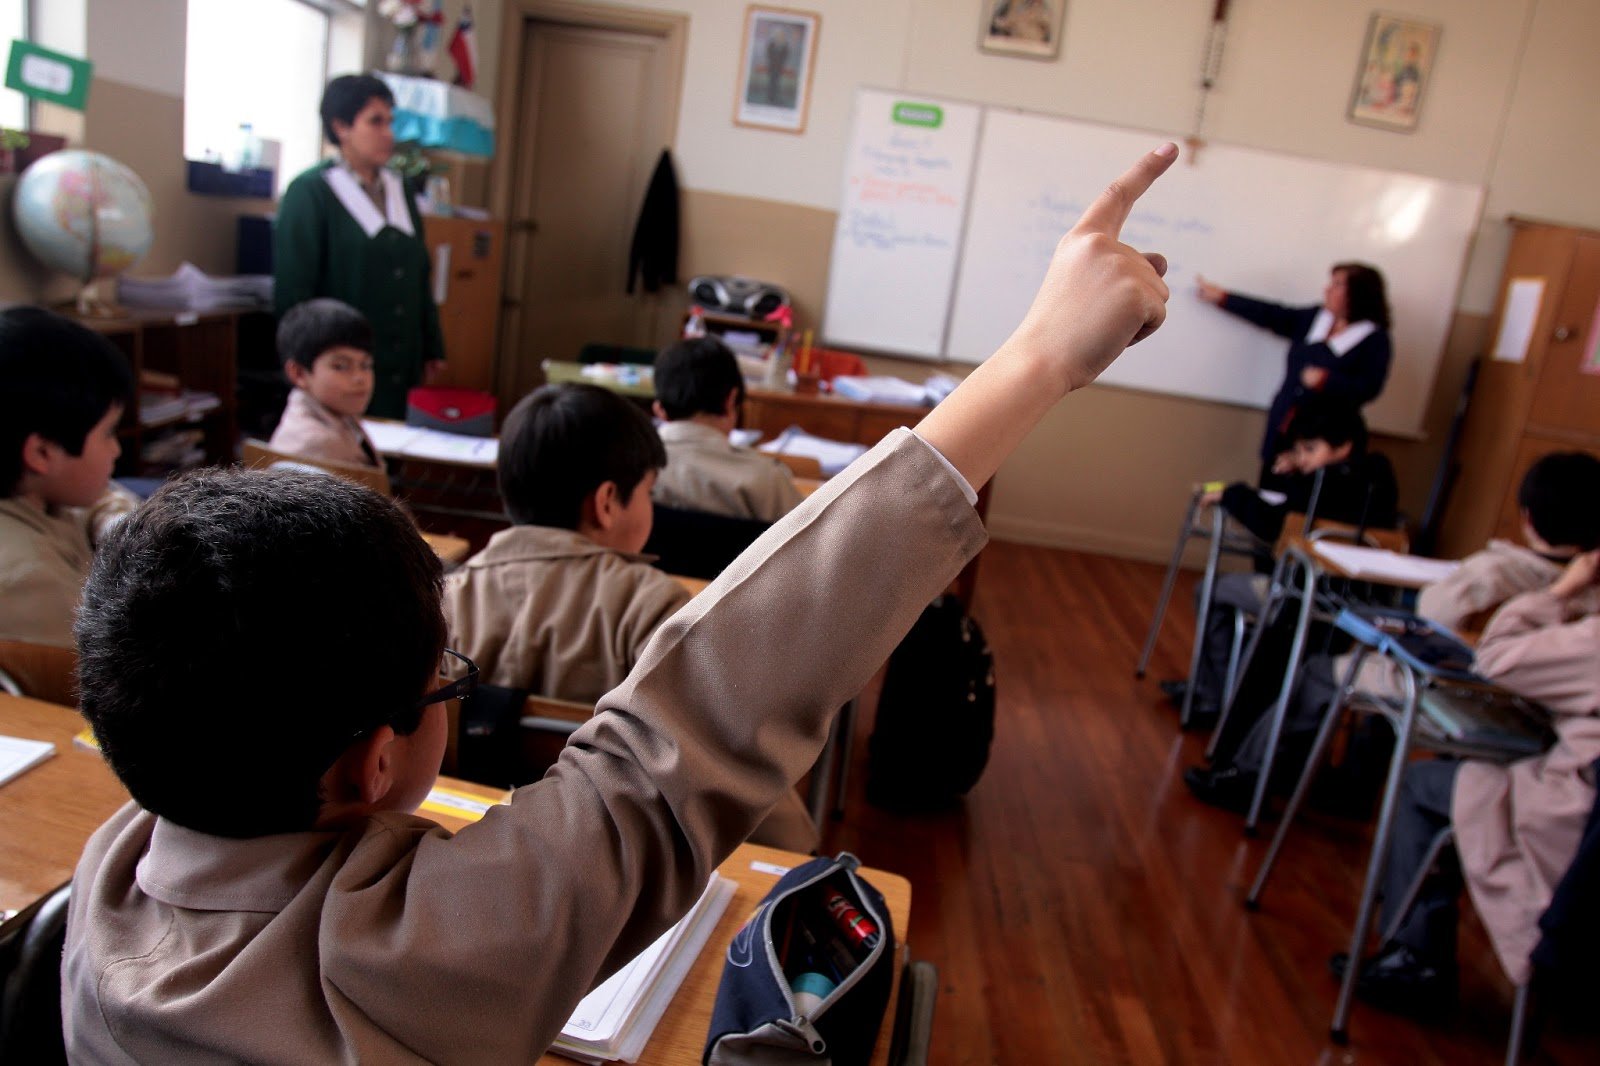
[[12, 149, 154, 284]]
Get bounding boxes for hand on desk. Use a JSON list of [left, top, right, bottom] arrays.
[[1549, 549, 1600, 601]]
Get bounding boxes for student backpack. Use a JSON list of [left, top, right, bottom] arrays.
[[866, 596, 995, 811]]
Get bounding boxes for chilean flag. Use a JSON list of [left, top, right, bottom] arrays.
[[449, 6, 478, 90]]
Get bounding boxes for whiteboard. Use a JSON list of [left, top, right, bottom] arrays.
[[946, 110, 1484, 437], [821, 90, 981, 358]]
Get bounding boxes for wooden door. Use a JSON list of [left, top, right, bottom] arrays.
[[1528, 233, 1600, 439], [500, 18, 678, 403], [425, 216, 506, 394]]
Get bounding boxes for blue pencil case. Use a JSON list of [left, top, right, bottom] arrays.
[[703, 853, 895, 1066]]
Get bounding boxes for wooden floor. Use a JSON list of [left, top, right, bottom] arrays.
[[819, 541, 1594, 1066]]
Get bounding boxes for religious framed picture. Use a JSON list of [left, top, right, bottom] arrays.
[[734, 6, 821, 134], [1348, 13, 1440, 132], [979, 0, 1065, 60]]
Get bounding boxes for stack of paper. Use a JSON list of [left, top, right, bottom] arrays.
[[360, 420, 500, 468], [0, 735, 56, 787], [1311, 542, 1461, 586], [120, 262, 274, 312], [552, 875, 738, 1064], [831, 375, 931, 407], [758, 426, 867, 477]]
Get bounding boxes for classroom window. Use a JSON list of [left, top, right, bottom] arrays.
[[0, 0, 27, 131], [183, 0, 332, 195]]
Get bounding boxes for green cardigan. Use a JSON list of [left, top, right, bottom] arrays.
[[273, 162, 446, 418]]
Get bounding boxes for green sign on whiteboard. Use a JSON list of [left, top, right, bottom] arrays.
[[892, 102, 943, 129], [5, 40, 93, 112]]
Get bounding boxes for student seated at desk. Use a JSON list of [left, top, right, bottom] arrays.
[[268, 298, 383, 468], [1161, 398, 1399, 720], [1186, 451, 1600, 813], [59, 141, 1178, 1063], [0, 308, 137, 650], [443, 381, 815, 851], [651, 337, 803, 522]]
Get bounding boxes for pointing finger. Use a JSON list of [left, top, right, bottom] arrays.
[[1076, 143, 1178, 238]]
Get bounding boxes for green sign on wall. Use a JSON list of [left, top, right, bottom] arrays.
[[5, 40, 93, 113]]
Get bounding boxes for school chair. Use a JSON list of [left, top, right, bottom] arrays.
[[0, 881, 70, 1063], [888, 958, 938, 1066], [240, 440, 472, 566], [0, 641, 78, 709], [576, 342, 656, 366], [643, 505, 771, 581]]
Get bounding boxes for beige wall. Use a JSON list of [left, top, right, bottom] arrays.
[[482, 0, 1599, 560]]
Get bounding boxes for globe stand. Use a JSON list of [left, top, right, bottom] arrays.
[[75, 279, 127, 320]]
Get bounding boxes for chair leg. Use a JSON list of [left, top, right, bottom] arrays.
[[1181, 506, 1228, 728], [1505, 983, 1530, 1066], [1207, 551, 1291, 762], [1206, 608, 1251, 760], [1378, 826, 1455, 946], [1246, 553, 1316, 834], [1136, 493, 1201, 678]]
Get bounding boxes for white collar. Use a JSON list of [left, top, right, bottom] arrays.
[[1304, 309, 1377, 356], [322, 166, 416, 239]]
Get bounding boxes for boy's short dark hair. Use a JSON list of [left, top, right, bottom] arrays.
[[498, 383, 666, 529], [75, 468, 445, 838], [1518, 451, 1600, 550], [0, 306, 133, 497], [319, 73, 395, 145], [278, 298, 374, 371], [653, 337, 745, 420], [1284, 396, 1367, 455]]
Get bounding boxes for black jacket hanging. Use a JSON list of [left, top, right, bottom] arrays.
[[626, 149, 680, 294]]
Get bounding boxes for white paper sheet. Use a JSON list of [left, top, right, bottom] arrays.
[[1492, 277, 1545, 363], [1311, 542, 1461, 586], [0, 735, 56, 788]]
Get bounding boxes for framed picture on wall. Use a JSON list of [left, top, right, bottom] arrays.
[[1348, 13, 1441, 132], [979, 0, 1065, 60], [734, 6, 821, 134]]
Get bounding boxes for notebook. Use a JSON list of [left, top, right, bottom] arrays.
[[1310, 542, 1461, 586], [1417, 681, 1556, 758], [0, 735, 56, 787]]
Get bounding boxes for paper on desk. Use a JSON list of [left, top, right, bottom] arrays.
[[360, 420, 499, 467], [1311, 542, 1460, 586], [360, 420, 422, 454], [0, 735, 56, 788], [1492, 278, 1544, 363], [758, 425, 867, 477]]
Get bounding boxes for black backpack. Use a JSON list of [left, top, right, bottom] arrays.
[[866, 596, 995, 811]]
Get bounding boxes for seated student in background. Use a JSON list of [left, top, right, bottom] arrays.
[[1185, 450, 1600, 812], [443, 382, 815, 850], [268, 298, 382, 468], [60, 142, 1178, 1062], [1335, 550, 1600, 1017], [1161, 396, 1399, 719], [651, 336, 802, 522], [0, 307, 136, 650]]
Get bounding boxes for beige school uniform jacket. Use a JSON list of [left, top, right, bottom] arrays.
[[0, 487, 137, 649], [1451, 589, 1600, 985], [443, 526, 817, 851], [268, 387, 381, 469], [62, 430, 984, 1065], [654, 420, 803, 523]]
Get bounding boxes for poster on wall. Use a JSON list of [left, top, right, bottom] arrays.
[[978, 0, 1065, 60], [733, 6, 820, 134], [1348, 14, 1440, 132]]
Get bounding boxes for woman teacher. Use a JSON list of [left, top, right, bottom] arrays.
[[275, 74, 445, 418], [1197, 264, 1391, 481]]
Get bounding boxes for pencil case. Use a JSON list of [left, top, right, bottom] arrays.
[[703, 853, 895, 1066]]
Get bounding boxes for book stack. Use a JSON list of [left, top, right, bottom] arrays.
[[758, 426, 867, 477], [551, 875, 738, 1064]]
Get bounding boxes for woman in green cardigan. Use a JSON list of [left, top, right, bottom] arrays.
[[275, 74, 445, 419]]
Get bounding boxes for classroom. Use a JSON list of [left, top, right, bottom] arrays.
[[2, 0, 1599, 1063]]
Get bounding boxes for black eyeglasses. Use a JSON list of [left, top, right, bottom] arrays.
[[419, 648, 478, 709]]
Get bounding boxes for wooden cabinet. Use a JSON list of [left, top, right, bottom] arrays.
[[743, 389, 925, 446], [1440, 219, 1600, 557], [77, 311, 239, 477], [423, 215, 505, 393]]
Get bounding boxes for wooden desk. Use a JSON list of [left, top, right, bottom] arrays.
[[420, 530, 472, 566], [0, 695, 910, 1066]]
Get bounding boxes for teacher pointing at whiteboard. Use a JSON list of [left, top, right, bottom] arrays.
[[1196, 263, 1392, 481]]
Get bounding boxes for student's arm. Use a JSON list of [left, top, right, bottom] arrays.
[[273, 175, 324, 318], [1418, 549, 1544, 632], [1474, 554, 1600, 717], [81, 483, 140, 545]]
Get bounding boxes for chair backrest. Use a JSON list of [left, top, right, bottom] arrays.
[[0, 881, 70, 1063], [0, 642, 78, 708], [770, 452, 824, 479], [577, 342, 656, 366], [241, 439, 393, 497], [643, 504, 771, 580], [521, 694, 593, 732]]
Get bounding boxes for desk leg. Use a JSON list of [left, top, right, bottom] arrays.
[[1207, 550, 1290, 762], [1331, 671, 1419, 1044], [808, 706, 847, 830], [1181, 505, 1227, 728], [1244, 551, 1315, 835], [1247, 647, 1371, 908], [1136, 492, 1201, 678]]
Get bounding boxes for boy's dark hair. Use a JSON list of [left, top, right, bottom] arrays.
[[0, 306, 133, 497], [277, 298, 374, 371], [1518, 452, 1600, 550], [498, 383, 666, 529], [1333, 261, 1391, 329], [654, 337, 745, 420], [319, 73, 395, 145], [1284, 396, 1368, 455], [75, 468, 445, 838]]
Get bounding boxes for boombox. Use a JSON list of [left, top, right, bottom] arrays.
[[687, 275, 791, 320]]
